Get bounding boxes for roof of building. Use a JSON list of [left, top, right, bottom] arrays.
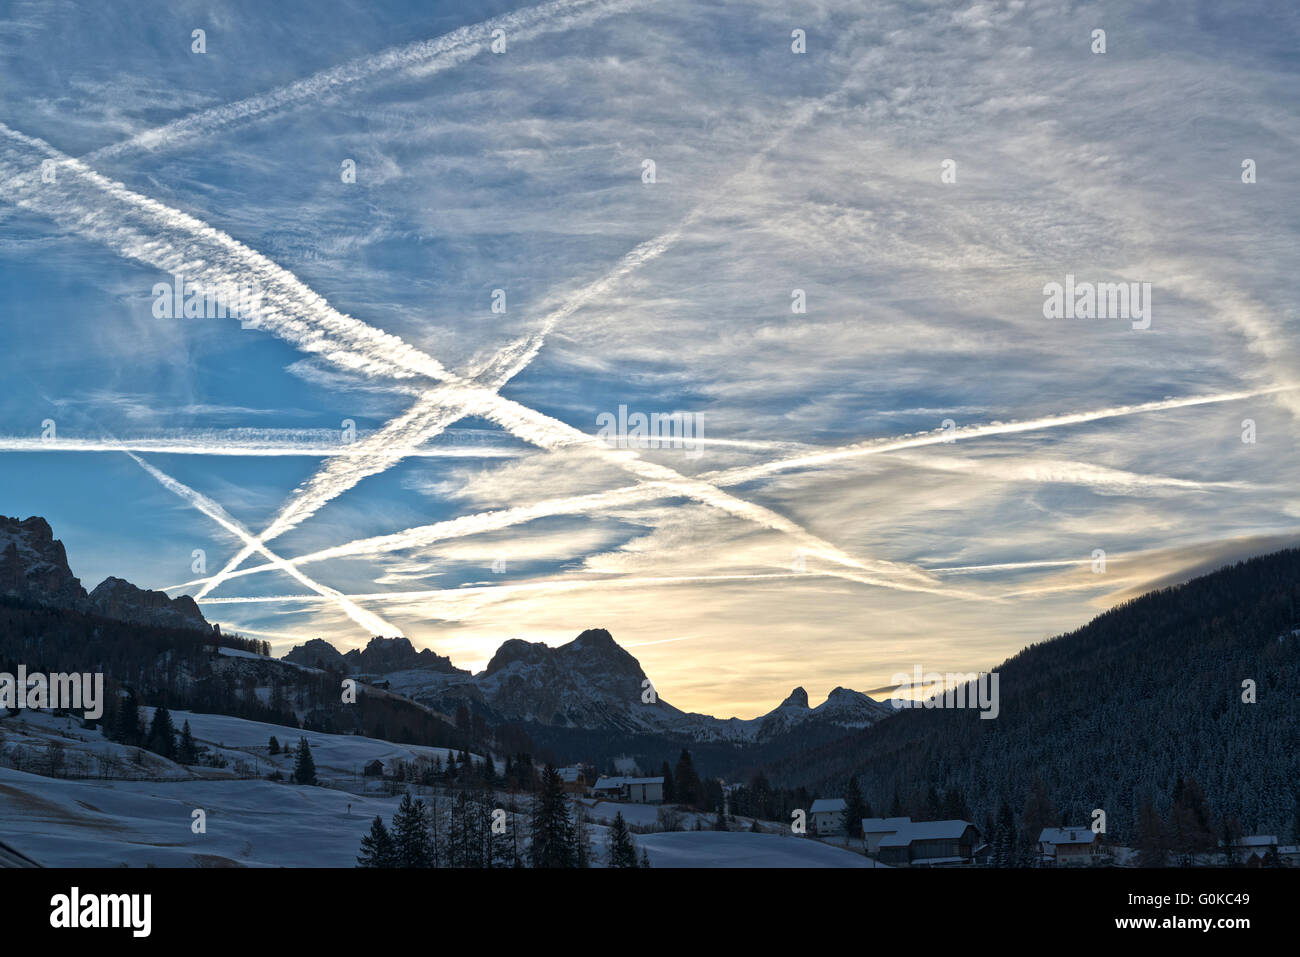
[[810, 798, 847, 813], [592, 776, 626, 789], [623, 777, 664, 786], [878, 820, 977, 846], [862, 816, 912, 833], [556, 767, 583, 783], [1039, 827, 1098, 845], [1234, 834, 1279, 847]]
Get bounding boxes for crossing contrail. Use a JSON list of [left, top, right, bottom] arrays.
[[1, 113, 947, 606], [164, 386, 1275, 593], [125, 451, 401, 636]]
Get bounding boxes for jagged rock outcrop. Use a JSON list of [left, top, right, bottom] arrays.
[[0, 515, 91, 610], [283, 628, 892, 743], [285, 636, 467, 676], [0, 514, 217, 634], [284, 637, 351, 671], [89, 576, 216, 634]]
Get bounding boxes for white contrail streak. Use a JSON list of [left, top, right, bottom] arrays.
[[124, 451, 401, 636], [884, 451, 1248, 494], [194, 570, 838, 607], [701, 386, 1295, 487], [5, 124, 936, 607], [165, 387, 1274, 592], [1, 0, 642, 180], [165, 483, 682, 590], [0, 124, 451, 383], [182, 83, 941, 601], [0, 432, 520, 458]]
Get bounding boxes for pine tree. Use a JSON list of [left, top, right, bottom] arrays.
[[176, 720, 198, 765], [673, 749, 701, 808], [1136, 799, 1168, 867], [392, 793, 432, 867], [528, 765, 576, 868], [1220, 819, 1238, 867], [268, 736, 280, 755], [292, 737, 317, 785], [147, 705, 176, 759], [1019, 779, 1056, 850], [446, 790, 486, 867], [573, 805, 592, 868], [844, 776, 868, 843], [115, 688, 143, 745], [994, 800, 1016, 868], [660, 761, 675, 803], [941, 787, 971, 821], [607, 811, 638, 868], [357, 815, 397, 867]]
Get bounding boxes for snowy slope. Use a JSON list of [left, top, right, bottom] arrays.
[[0, 766, 404, 867], [635, 831, 884, 868]]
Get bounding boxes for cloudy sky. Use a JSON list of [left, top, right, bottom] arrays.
[[0, 0, 1296, 718]]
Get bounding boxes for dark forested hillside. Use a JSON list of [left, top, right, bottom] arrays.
[[0, 596, 468, 751], [764, 548, 1300, 840]]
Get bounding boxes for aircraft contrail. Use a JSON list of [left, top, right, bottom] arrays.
[[882, 451, 1249, 494], [165, 386, 1274, 592], [125, 451, 402, 636], [193, 570, 844, 607], [700, 386, 1295, 486], [178, 82, 946, 601], [0, 432, 521, 458], [0, 0, 644, 184], [1, 120, 947, 606]]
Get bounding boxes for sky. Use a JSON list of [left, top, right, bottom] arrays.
[[0, 0, 1297, 719]]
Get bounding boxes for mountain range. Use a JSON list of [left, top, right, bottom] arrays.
[[286, 629, 892, 745], [0, 514, 892, 749], [0, 516, 217, 635]]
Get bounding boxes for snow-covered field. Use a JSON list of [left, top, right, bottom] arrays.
[[0, 765, 403, 867], [0, 709, 883, 868], [636, 831, 882, 868], [139, 707, 486, 785], [0, 707, 486, 788]]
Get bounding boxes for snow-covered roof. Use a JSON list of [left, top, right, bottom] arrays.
[[1039, 826, 1097, 845], [810, 798, 847, 813], [1233, 834, 1278, 847], [878, 820, 976, 846], [861, 816, 911, 833], [592, 775, 662, 789], [556, 767, 583, 783]]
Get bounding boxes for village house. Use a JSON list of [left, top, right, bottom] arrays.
[[1038, 826, 1105, 865], [861, 816, 913, 855], [362, 759, 384, 777], [591, 776, 665, 803], [556, 767, 587, 794], [875, 819, 982, 867], [1225, 834, 1281, 867], [808, 798, 847, 835]]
